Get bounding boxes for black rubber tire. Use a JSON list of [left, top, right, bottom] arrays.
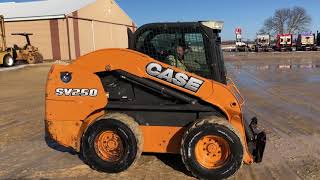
[[34, 52, 43, 63], [27, 55, 37, 64], [3, 54, 14, 67], [181, 116, 243, 180], [81, 113, 142, 173]]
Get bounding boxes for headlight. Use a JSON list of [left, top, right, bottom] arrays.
[[200, 21, 224, 30]]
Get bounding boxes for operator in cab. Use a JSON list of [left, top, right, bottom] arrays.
[[165, 44, 188, 71]]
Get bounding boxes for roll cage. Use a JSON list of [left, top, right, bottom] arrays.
[[129, 22, 227, 84]]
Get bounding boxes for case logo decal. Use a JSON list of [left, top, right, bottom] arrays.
[[146, 62, 203, 92]]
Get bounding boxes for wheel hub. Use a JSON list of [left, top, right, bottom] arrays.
[[206, 143, 219, 154], [6, 57, 14, 66], [95, 130, 124, 162], [195, 135, 230, 169], [106, 139, 118, 150]]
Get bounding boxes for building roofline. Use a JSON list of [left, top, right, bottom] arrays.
[[0, 0, 96, 21], [112, 0, 135, 25], [4, 14, 65, 22]]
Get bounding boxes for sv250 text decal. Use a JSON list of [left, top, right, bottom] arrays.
[[55, 88, 98, 97]]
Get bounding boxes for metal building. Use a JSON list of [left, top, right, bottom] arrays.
[[0, 0, 135, 60]]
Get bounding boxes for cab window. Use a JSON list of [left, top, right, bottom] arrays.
[[135, 29, 212, 78]]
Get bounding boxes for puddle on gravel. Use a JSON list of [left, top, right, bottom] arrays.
[[226, 59, 320, 84], [227, 62, 320, 71]]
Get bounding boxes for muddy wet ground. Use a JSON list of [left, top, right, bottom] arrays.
[[1, 52, 320, 179]]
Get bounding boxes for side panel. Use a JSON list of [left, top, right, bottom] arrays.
[[71, 49, 214, 100], [46, 65, 107, 121], [140, 126, 185, 153], [45, 64, 107, 148]]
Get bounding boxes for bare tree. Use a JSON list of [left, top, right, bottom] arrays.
[[260, 6, 311, 35], [259, 17, 276, 34], [287, 7, 312, 33]]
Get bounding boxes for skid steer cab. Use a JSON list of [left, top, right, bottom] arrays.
[[45, 21, 266, 180]]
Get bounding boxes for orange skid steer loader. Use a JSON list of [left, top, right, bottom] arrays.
[[45, 21, 266, 180]]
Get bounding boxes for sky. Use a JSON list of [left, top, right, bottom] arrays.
[[116, 0, 320, 41], [0, 0, 42, 2], [0, 0, 318, 40]]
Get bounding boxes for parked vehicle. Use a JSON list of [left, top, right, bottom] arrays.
[[296, 32, 316, 51], [274, 34, 293, 51], [253, 34, 273, 52], [235, 40, 249, 52], [0, 15, 43, 67], [11, 33, 43, 64], [235, 29, 249, 52], [0, 15, 14, 67], [316, 31, 320, 51]]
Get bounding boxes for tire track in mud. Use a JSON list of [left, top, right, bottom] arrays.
[[229, 63, 320, 113], [2, 142, 79, 177], [0, 105, 43, 128], [0, 90, 44, 131], [246, 104, 320, 180], [228, 62, 320, 110], [1, 60, 320, 179], [0, 106, 44, 148], [233, 66, 320, 137], [230, 66, 320, 135], [227, 61, 320, 180], [0, 128, 43, 156], [0, 66, 50, 177], [2, 149, 66, 178]]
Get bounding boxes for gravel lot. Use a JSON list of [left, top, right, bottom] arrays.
[[1, 52, 320, 179]]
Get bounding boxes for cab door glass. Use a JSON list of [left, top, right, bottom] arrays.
[[184, 33, 211, 78], [150, 33, 181, 61], [135, 29, 213, 79]]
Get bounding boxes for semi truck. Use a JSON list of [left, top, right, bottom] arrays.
[[253, 34, 273, 52], [274, 34, 293, 51], [296, 32, 316, 51], [316, 31, 320, 50]]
